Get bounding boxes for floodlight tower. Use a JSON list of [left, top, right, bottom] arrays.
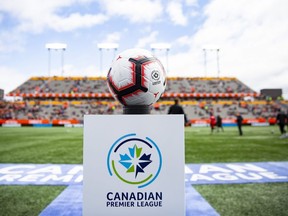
[[202, 45, 220, 77], [150, 43, 171, 74], [45, 43, 67, 76], [203, 48, 207, 77], [97, 43, 119, 75], [216, 48, 220, 78]]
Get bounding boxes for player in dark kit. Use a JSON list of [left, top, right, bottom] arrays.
[[216, 115, 224, 132], [236, 112, 243, 136], [276, 109, 287, 135], [168, 98, 188, 125]]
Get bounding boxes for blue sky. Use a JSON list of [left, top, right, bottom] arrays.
[[0, 0, 288, 98]]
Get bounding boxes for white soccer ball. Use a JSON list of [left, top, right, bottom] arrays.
[[107, 48, 166, 106]]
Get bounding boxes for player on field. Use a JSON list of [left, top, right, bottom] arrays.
[[209, 112, 216, 134]]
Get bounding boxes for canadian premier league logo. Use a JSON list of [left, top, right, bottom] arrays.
[[119, 144, 152, 178], [107, 133, 162, 188]]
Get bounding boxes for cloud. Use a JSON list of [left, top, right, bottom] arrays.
[[0, 31, 25, 52], [62, 64, 102, 77], [99, 0, 163, 23], [185, 0, 198, 6], [0, 0, 108, 33], [174, 35, 193, 47], [167, 0, 288, 93], [0, 66, 28, 93], [46, 13, 108, 32], [135, 31, 159, 48], [105, 32, 121, 43], [0, 0, 164, 33], [16, 13, 108, 33], [166, 1, 188, 26]]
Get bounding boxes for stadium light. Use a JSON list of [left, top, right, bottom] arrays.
[[150, 43, 171, 50], [97, 43, 119, 50], [150, 43, 171, 74], [45, 43, 67, 76], [202, 45, 220, 77], [45, 43, 67, 50], [97, 43, 119, 75]]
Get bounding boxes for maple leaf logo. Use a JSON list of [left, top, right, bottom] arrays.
[[119, 145, 152, 178]]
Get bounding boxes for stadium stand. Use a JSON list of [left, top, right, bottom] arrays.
[[2, 76, 287, 126], [9, 76, 255, 95]]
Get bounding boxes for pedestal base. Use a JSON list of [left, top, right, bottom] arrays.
[[123, 105, 151, 114]]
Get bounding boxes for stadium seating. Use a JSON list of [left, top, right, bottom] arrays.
[[2, 76, 287, 126], [9, 77, 109, 94], [9, 76, 255, 95]]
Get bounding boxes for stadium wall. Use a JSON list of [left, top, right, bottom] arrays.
[[0, 117, 277, 127]]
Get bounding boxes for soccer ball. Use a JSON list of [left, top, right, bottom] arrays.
[[107, 48, 166, 106]]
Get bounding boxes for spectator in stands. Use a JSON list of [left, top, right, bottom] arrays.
[[209, 112, 216, 134], [168, 98, 188, 126], [236, 112, 243, 136], [276, 109, 287, 135], [216, 115, 224, 132]]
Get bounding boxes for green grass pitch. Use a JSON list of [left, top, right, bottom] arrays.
[[0, 126, 287, 216]]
